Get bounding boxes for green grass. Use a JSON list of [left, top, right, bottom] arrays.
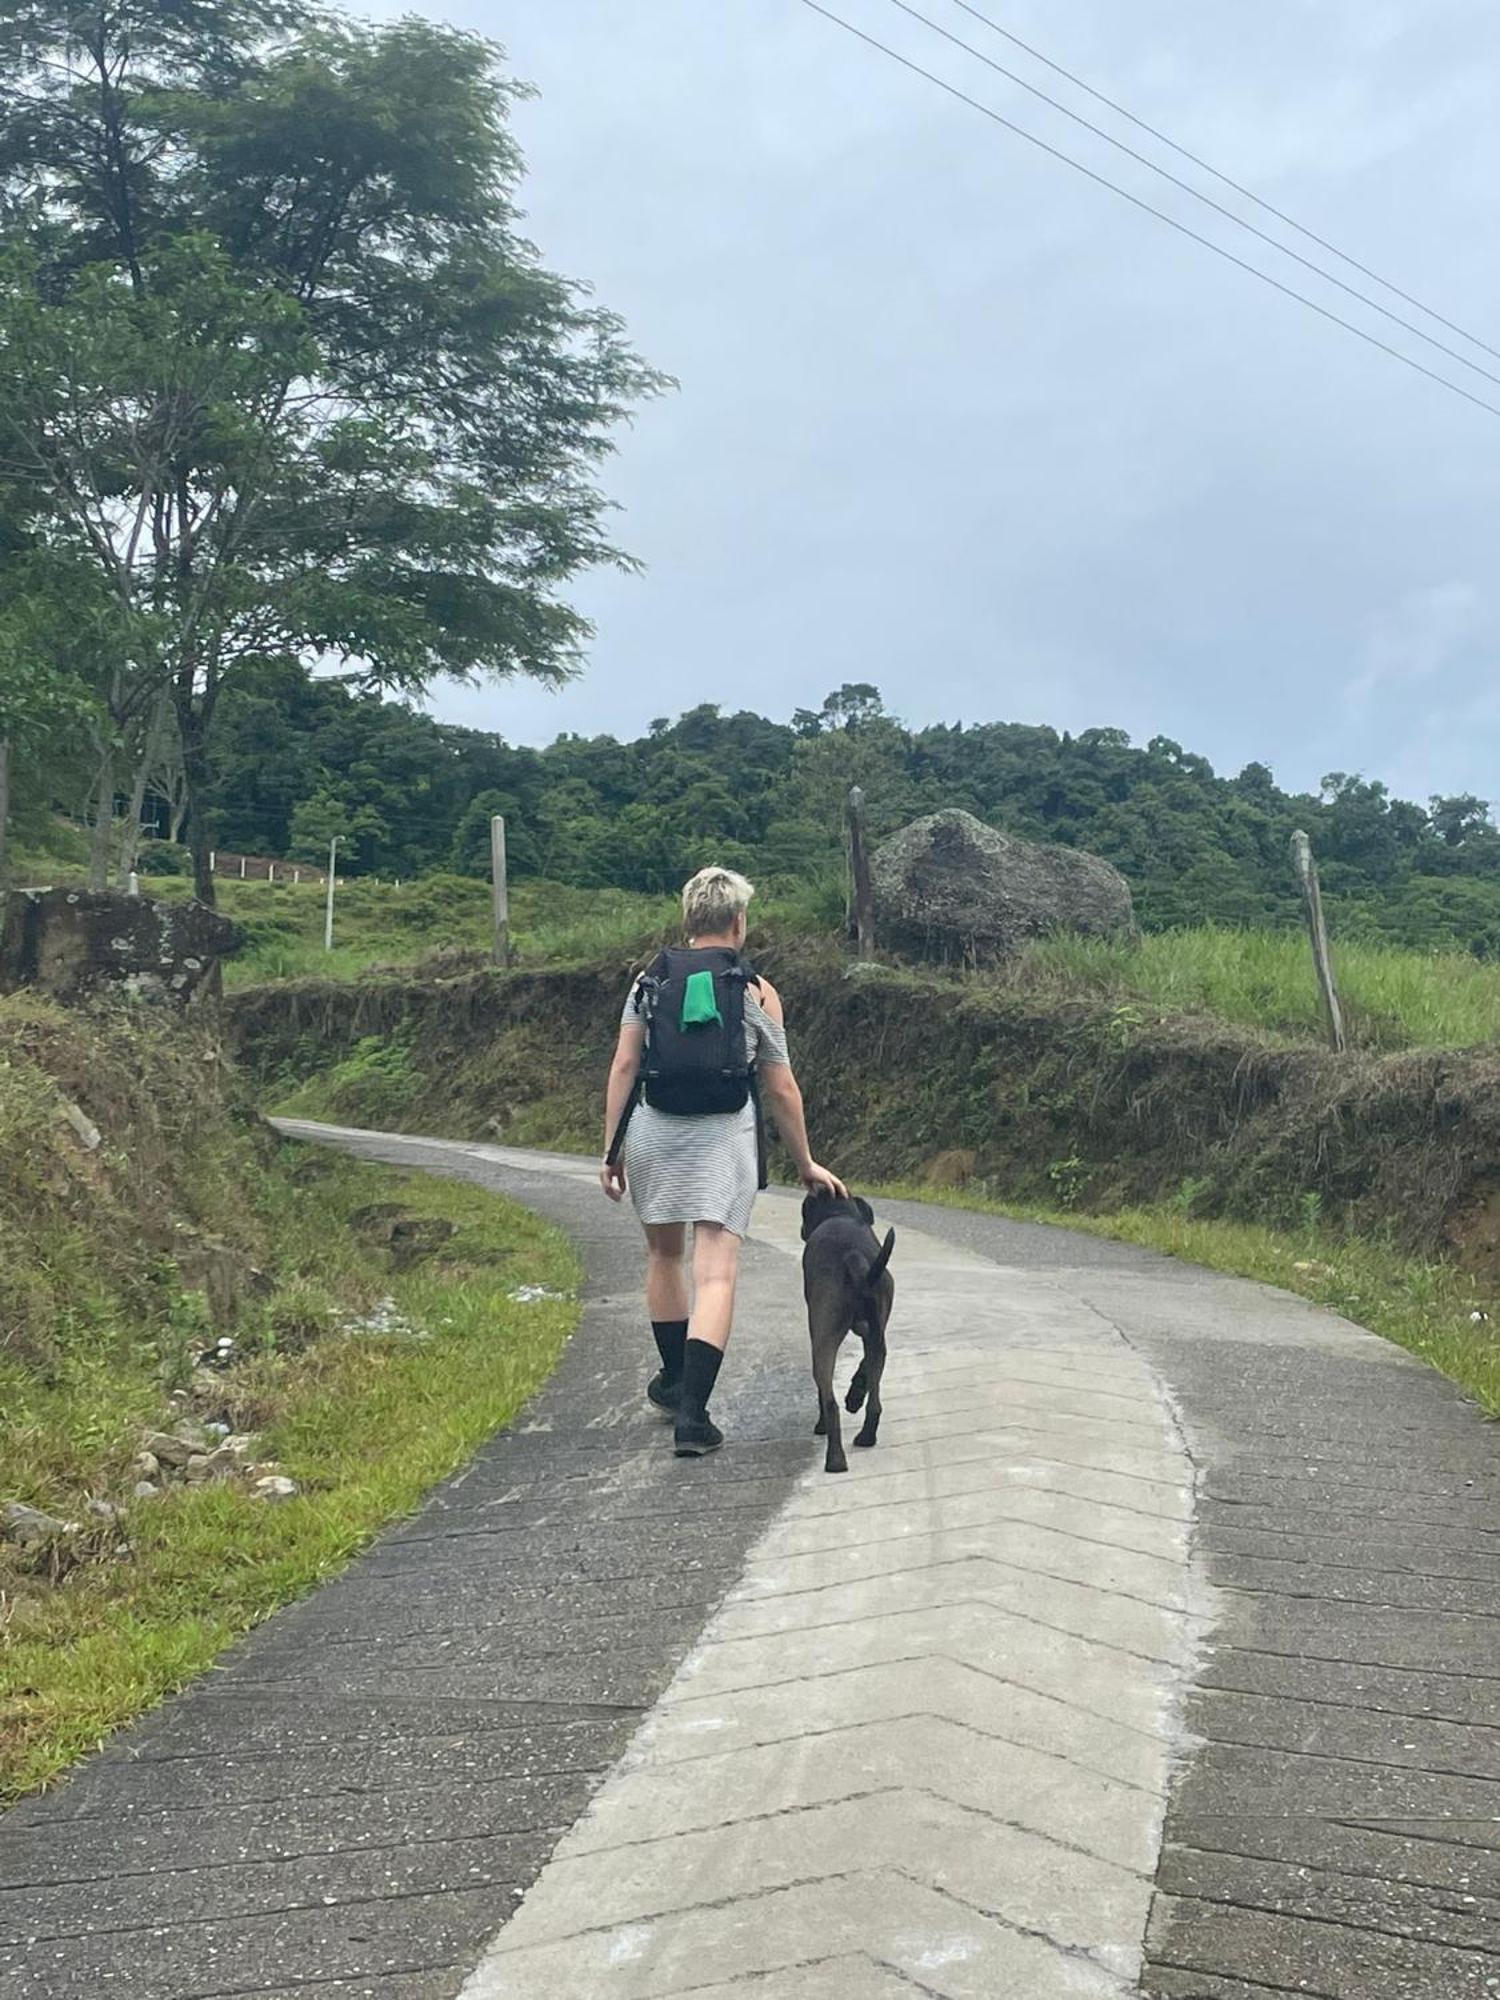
[[204, 875, 675, 988], [219, 869, 1500, 1050], [886, 1178, 1500, 1421], [1, 1147, 578, 1801], [271, 1029, 421, 1128], [22, 807, 1500, 1050], [6, 816, 92, 882], [1006, 925, 1500, 1049]]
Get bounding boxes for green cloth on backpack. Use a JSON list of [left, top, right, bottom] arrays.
[[680, 969, 722, 1030]]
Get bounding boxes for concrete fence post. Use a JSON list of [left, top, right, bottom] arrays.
[[491, 814, 512, 967], [1290, 829, 1346, 1054]]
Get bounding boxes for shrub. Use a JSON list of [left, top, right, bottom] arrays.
[[136, 840, 192, 877]]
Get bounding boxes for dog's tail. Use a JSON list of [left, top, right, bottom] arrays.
[[845, 1227, 895, 1296], [867, 1227, 896, 1289]]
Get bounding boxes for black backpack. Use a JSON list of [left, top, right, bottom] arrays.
[[607, 946, 767, 1178]]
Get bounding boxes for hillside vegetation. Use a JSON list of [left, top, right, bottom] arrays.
[[19, 684, 1500, 961], [165, 678, 1500, 954], [175, 862, 1500, 1050], [0, 995, 576, 1798], [230, 939, 1500, 1259]]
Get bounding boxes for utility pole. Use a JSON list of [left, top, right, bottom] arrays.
[[490, 814, 512, 967], [324, 836, 340, 952]]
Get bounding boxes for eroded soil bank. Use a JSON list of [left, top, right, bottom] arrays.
[[227, 940, 1500, 1281]]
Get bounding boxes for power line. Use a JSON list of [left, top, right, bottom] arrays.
[[797, 0, 1500, 423], [880, 0, 1500, 392], [941, 0, 1500, 366]]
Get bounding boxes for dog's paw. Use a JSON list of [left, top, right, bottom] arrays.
[[853, 1428, 878, 1449], [825, 1455, 849, 1475], [813, 1414, 826, 1436], [844, 1384, 867, 1413]]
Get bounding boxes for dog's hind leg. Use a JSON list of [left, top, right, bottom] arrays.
[[811, 1330, 847, 1473], [853, 1328, 886, 1450], [844, 1359, 868, 1414]]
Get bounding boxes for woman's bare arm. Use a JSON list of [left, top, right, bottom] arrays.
[[755, 981, 846, 1198]]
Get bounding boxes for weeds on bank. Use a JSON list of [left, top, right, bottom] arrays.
[[0, 1151, 578, 1802], [211, 876, 676, 988], [224, 875, 1500, 1052], [1010, 926, 1500, 1049]]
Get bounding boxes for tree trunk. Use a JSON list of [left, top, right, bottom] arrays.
[[118, 693, 169, 889], [176, 697, 216, 906], [87, 745, 116, 892], [118, 737, 152, 889], [0, 738, 11, 892]]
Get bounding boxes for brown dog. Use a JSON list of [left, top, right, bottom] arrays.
[[800, 1192, 896, 1474]]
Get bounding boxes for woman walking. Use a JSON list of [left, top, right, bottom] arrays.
[[601, 866, 845, 1456]]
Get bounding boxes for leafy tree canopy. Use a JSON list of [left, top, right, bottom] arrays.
[[168, 670, 1500, 958], [0, 0, 664, 895]]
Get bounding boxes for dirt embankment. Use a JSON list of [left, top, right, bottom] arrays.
[[227, 941, 1500, 1279], [1, 995, 275, 1380]]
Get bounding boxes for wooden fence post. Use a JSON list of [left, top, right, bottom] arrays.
[[847, 786, 875, 961], [490, 814, 512, 967], [1290, 829, 1346, 1053]]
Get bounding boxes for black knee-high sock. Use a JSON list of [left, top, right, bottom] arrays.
[[651, 1318, 688, 1384], [679, 1338, 723, 1420]]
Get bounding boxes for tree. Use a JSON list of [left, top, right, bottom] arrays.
[[819, 683, 886, 731], [0, 3, 664, 900], [0, 539, 101, 887], [449, 789, 540, 879], [1430, 793, 1493, 849], [288, 787, 386, 870]]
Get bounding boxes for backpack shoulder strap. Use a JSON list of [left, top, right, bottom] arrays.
[[629, 948, 672, 1017]]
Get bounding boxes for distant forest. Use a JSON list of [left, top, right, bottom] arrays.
[[165, 666, 1500, 954]]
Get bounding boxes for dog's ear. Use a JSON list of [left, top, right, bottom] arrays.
[[800, 1194, 818, 1241], [856, 1197, 874, 1224]]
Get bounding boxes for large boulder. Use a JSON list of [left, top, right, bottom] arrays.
[[0, 888, 241, 1004], [869, 809, 1134, 963]]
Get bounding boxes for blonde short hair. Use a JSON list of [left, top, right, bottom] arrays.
[[682, 866, 755, 937]]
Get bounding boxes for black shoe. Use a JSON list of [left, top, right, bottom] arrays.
[[646, 1370, 681, 1417], [673, 1413, 723, 1457]]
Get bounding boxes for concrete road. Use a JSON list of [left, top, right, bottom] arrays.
[[2, 1122, 1497, 2000]]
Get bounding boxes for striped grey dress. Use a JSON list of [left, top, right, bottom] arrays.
[[620, 982, 790, 1238]]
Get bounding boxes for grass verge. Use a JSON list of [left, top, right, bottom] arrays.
[[0, 1145, 578, 1803], [219, 882, 1500, 1049], [883, 1179, 1500, 1420], [1006, 926, 1500, 1049], [208, 875, 671, 987]]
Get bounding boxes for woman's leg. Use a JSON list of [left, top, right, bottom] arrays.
[[643, 1223, 690, 1408], [643, 1223, 689, 1322], [688, 1223, 741, 1353], [675, 1225, 742, 1453]]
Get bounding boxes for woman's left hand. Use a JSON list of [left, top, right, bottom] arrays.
[[600, 1159, 626, 1202]]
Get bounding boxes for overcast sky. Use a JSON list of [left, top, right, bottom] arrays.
[[369, 0, 1500, 806]]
